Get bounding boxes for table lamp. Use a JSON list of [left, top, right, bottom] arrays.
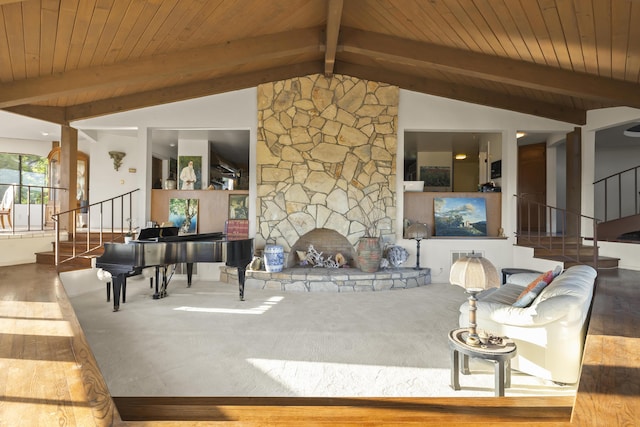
[[450, 252, 499, 345], [406, 223, 429, 270]]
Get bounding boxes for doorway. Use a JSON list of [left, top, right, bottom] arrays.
[[518, 142, 547, 233]]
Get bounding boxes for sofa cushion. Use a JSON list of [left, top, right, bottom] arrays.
[[513, 270, 554, 308]]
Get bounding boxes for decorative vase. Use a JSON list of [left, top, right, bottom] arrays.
[[356, 237, 382, 273], [263, 244, 284, 272], [164, 179, 176, 190], [386, 245, 409, 268]]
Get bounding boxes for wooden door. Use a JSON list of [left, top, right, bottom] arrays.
[[518, 142, 546, 233]]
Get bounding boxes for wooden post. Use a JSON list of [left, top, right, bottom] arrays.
[[59, 125, 78, 232]]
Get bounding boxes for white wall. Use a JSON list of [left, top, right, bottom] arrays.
[[397, 90, 575, 276], [72, 88, 259, 235]]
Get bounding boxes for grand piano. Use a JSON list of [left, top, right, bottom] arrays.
[[95, 227, 253, 311]]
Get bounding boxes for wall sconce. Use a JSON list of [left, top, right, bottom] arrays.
[[108, 151, 126, 171]]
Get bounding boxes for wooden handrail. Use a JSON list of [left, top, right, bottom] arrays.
[[593, 164, 640, 221], [52, 189, 140, 267], [514, 194, 600, 268]]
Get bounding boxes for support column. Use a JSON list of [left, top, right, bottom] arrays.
[[59, 125, 78, 231], [566, 127, 582, 237]]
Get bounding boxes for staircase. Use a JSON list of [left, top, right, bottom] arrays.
[[35, 231, 125, 272], [514, 195, 619, 270], [38, 189, 140, 272], [515, 234, 619, 269]]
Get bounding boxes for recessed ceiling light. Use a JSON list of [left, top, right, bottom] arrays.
[[623, 124, 640, 137], [41, 131, 49, 136], [169, 143, 176, 147], [516, 132, 526, 138], [455, 154, 467, 160]]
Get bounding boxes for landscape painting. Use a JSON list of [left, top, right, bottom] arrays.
[[420, 166, 451, 188], [169, 198, 199, 234], [434, 197, 487, 236]]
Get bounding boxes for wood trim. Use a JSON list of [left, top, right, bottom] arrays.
[[324, 0, 344, 76], [335, 62, 587, 125], [65, 62, 322, 121], [113, 396, 573, 424], [339, 27, 640, 109], [0, 28, 325, 109]]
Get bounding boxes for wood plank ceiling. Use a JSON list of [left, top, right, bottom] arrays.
[[1, 0, 639, 126]]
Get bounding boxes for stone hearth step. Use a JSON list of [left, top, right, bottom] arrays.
[[220, 266, 431, 292]]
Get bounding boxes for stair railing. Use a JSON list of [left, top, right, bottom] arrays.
[[514, 194, 600, 268], [0, 183, 67, 234], [52, 189, 140, 267], [593, 164, 640, 222]]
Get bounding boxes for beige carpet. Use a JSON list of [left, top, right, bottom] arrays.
[[61, 268, 577, 398]]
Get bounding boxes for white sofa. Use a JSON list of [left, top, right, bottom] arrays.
[[459, 265, 597, 384]]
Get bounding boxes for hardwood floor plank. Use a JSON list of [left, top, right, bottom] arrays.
[[1, 263, 639, 425]]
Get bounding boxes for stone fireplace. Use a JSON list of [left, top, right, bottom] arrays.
[[256, 74, 398, 261], [219, 73, 432, 292]]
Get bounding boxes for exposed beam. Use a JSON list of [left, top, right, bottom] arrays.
[[66, 62, 323, 121], [336, 62, 587, 124], [0, 28, 324, 109], [2, 105, 67, 124], [324, 0, 343, 77], [340, 27, 640, 109]]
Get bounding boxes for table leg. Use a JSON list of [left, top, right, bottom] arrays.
[[505, 358, 511, 388], [450, 349, 461, 391], [460, 354, 470, 375], [495, 360, 505, 397]]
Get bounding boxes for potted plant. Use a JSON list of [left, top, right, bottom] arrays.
[[124, 218, 138, 243]]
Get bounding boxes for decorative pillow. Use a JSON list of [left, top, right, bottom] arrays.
[[512, 280, 548, 307], [512, 270, 554, 308]]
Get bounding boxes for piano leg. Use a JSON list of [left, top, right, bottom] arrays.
[[238, 265, 247, 301], [186, 262, 194, 287], [152, 266, 162, 299], [111, 274, 126, 311]]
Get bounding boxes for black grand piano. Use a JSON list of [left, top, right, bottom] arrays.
[[95, 227, 253, 311]]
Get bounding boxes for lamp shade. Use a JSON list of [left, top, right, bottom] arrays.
[[450, 253, 499, 292], [407, 223, 429, 239]]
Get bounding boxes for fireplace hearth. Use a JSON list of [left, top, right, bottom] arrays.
[[220, 266, 431, 293]]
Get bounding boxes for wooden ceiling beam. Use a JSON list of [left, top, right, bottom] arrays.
[[324, 0, 343, 77], [2, 105, 67, 124], [340, 27, 640, 109], [0, 28, 324, 109], [66, 62, 323, 121], [335, 62, 587, 125]]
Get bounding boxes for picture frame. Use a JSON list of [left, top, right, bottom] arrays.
[[169, 198, 199, 234], [420, 166, 451, 188], [228, 194, 249, 220], [178, 155, 202, 190], [491, 160, 502, 179], [434, 197, 487, 237]]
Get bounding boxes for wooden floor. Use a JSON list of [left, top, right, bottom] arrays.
[[0, 265, 637, 426]]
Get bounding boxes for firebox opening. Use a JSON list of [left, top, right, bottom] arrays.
[[286, 228, 357, 268]]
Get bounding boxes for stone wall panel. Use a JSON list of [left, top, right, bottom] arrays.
[[257, 74, 398, 260]]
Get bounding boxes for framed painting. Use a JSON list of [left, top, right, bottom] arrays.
[[178, 155, 202, 190], [421, 166, 451, 189], [491, 160, 502, 179], [229, 194, 249, 220], [434, 197, 487, 236], [169, 198, 199, 234]]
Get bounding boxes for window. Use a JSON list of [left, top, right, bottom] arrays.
[[0, 152, 48, 204]]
